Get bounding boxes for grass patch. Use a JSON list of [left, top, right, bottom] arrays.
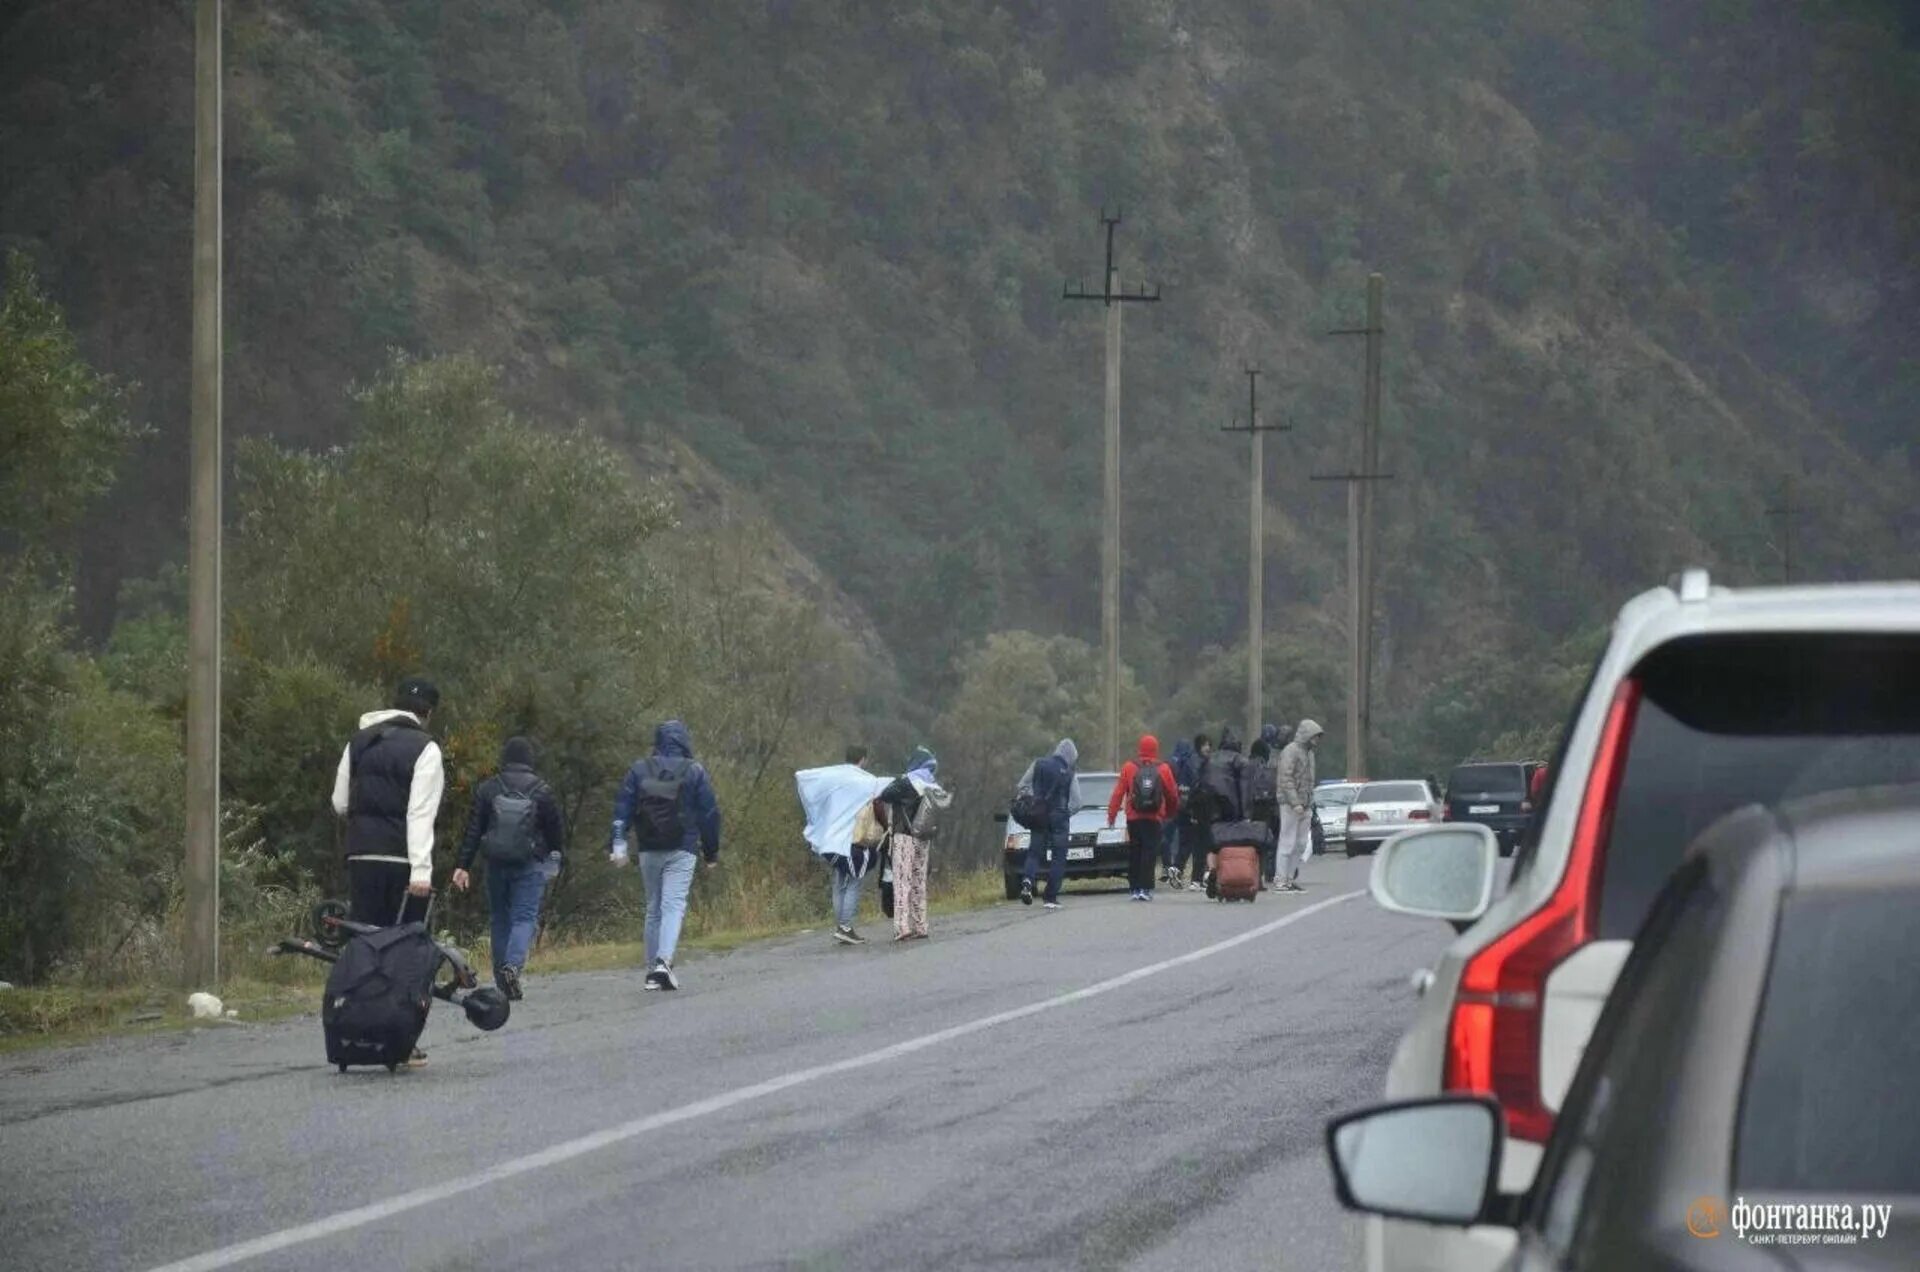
[[0, 868, 1007, 1053]]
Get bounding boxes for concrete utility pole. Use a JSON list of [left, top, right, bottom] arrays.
[[1313, 274, 1391, 781], [184, 0, 223, 988], [1221, 367, 1290, 743], [1063, 210, 1160, 769], [1765, 475, 1799, 583]]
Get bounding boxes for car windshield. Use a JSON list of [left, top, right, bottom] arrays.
[[1356, 782, 1428, 804], [1314, 785, 1360, 807], [1448, 764, 1525, 799], [1077, 775, 1118, 810], [1600, 633, 1920, 940]]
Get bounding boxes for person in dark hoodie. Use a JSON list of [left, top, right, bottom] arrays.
[[452, 737, 566, 1001], [1195, 727, 1248, 896], [1177, 733, 1213, 890], [609, 721, 722, 991], [1161, 737, 1197, 887], [1019, 739, 1081, 910]]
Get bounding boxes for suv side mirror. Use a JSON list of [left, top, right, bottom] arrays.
[[1327, 1096, 1505, 1226], [1370, 825, 1498, 924]]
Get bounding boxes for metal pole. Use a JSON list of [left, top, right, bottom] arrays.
[[1103, 267, 1122, 770], [184, 0, 223, 988], [1247, 376, 1264, 745], [1358, 274, 1383, 765], [1347, 480, 1364, 780]]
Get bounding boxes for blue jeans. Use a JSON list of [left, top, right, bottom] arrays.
[[641, 849, 698, 965], [486, 858, 551, 975], [1160, 819, 1181, 870], [829, 859, 867, 928], [1023, 827, 1069, 903]]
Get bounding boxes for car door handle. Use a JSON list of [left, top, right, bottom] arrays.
[[1410, 967, 1434, 997]]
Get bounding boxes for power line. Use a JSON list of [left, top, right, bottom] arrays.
[[1220, 366, 1290, 743], [1062, 208, 1161, 770]]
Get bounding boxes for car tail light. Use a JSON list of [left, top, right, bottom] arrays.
[[1441, 806, 1452, 821], [1444, 678, 1641, 1142], [1348, 811, 1370, 823], [1409, 810, 1431, 820]]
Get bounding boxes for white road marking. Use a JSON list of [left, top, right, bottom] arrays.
[[147, 890, 1362, 1272]]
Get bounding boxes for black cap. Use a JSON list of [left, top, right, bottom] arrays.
[[394, 676, 440, 713]]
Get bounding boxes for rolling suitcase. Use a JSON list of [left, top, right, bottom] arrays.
[[321, 921, 442, 1072], [1214, 844, 1261, 901]]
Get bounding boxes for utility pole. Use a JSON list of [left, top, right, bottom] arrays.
[[1063, 209, 1160, 768], [184, 0, 223, 988], [1765, 476, 1799, 583], [1313, 274, 1391, 781], [1221, 366, 1290, 743]]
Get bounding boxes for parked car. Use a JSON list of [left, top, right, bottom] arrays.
[[1365, 570, 1920, 1272], [1443, 761, 1535, 857], [1313, 781, 1363, 850], [1332, 783, 1920, 1269], [998, 772, 1124, 899], [1344, 780, 1441, 856]]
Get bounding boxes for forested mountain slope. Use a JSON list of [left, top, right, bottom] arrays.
[[4, 0, 1914, 773]]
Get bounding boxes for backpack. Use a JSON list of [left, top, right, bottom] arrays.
[[1245, 761, 1279, 821], [852, 798, 884, 850], [1129, 761, 1165, 815], [1200, 753, 1244, 822], [632, 757, 692, 851], [480, 775, 545, 865], [904, 789, 940, 841], [321, 922, 440, 1071]]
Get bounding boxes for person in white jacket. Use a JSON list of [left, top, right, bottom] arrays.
[[330, 676, 446, 928]]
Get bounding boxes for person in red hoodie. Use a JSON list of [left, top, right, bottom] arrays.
[[1107, 735, 1181, 901]]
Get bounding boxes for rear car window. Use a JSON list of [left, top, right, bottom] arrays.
[[1358, 782, 1428, 803], [1598, 634, 1920, 939], [1737, 887, 1920, 1193], [1448, 764, 1525, 798]]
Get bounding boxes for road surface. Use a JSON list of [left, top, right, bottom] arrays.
[[0, 855, 1452, 1272]]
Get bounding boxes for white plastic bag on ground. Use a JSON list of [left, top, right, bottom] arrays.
[[187, 992, 223, 1020]]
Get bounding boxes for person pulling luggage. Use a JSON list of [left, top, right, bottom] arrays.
[[1106, 734, 1181, 901], [452, 736, 566, 1001]]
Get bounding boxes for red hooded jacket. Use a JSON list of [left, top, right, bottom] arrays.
[[1108, 735, 1181, 825]]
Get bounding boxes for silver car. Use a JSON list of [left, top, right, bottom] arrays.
[[1313, 782, 1363, 848], [1343, 780, 1441, 856]]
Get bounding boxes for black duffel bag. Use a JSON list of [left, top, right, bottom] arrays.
[[322, 921, 441, 1073]]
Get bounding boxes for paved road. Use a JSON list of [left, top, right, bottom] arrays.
[[0, 854, 1451, 1272]]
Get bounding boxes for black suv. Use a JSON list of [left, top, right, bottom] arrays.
[[1442, 760, 1535, 856]]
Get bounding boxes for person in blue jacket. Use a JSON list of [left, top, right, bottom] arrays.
[[1018, 739, 1081, 910], [609, 720, 722, 991]]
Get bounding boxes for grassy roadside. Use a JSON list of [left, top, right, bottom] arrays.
[[0, 868, 1009, 1055]]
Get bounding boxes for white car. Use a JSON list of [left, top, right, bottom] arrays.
[[1342, 780, 1441, 856], [1313, 781, 1363, 848], [1364, 570, 1920, 1272]]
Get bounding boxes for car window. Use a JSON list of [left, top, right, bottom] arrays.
[[1598, 634, 1920, 939], [1357, 782, 1428, 803], [1531, 856, 1723, 1259], [1447, 765, 1524, 798], [1314, 786, 1359, 807], [1077, 775, 1118, 810], [1736, 887, 1920, 1194]]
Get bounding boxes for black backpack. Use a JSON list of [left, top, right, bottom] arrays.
[[480, 774, 545, 865], [1200, 752, 1245, 822], [632, 757, 691, 851], [322, 922, 440, 1072], [1246, 761, 1279, 821], [1130, 761, 1165, 815]]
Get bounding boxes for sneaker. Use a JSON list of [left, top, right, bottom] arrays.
[[1187, 880, 1206, 892], [1283, 881, 1306, 893], [833, 927, 859, 945], [1043, 900, 1063, 911], [496, 965, 524, 1002], [1020, 878, 1034, 907], [1142, 890, 1154, 901], [844, 928, 869, 945], [406, 1049, 428, 1068], [656, 959, 679, 991]]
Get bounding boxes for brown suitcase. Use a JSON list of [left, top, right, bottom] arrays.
[[1215, 844, 1260, 902]]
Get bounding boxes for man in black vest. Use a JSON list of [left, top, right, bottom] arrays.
[[330, 676, 447, 928]]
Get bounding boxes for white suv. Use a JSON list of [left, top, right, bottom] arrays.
[[1363, 570, 1920, 1272]]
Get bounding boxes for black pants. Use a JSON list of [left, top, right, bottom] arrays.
[[1127, 819, 1160, 893], [347, 857, 431, 927], [1186, 820, 1216, 882]]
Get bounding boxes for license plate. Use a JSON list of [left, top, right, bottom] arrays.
[[1469, 804, 1499, 815], [1066, 846, 1095, 860]]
